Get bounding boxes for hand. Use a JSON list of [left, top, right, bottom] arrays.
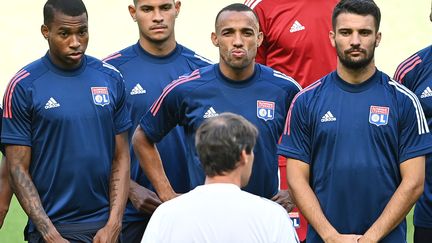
[[325, 233, 362, 243], [159, 190, 180, 202], [93, 222, 121, 243], [43, 231, 69, 243], [129, 182, 162, 214], [271, 189, 295, 212], [357, 235, 378, 243]]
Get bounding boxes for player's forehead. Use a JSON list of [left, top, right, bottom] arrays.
[[334, 13, 376, 32], [216, 10, 258, 32], [136, 0, 174, 7], [49, 10, 88, 29]]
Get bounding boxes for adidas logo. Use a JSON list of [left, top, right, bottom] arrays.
[[290, 20, 305, 33], [130, 83, 146, 95], [321, 111, 336, 122], [44, 97, 60, 109], [203, 107, 219, 119], [421, 87, 432, 98]]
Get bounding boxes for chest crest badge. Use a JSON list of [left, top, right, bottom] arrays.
[[91, 87, 110, 107], [369, 105, 389, 126], [257, 100, 275, 121]]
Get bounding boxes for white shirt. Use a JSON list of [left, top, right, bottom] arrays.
[[142, 183, 299, 243]]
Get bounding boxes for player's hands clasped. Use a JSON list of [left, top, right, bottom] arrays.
[[129, 182, 162, 214], [271, 189, 296, 212]]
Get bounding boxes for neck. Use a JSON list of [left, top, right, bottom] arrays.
[[205, 173, 242, 187], [336, 61, 376, 84], [138, 38, 176, 56], [219, 60, 255, 81]]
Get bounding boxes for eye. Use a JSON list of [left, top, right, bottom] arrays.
[[339, 30, 350, 36], [59, 31, 68, 38], [359, 30, 371, 36], [243, 31, 254, 37], [141, 7, 151, 13]]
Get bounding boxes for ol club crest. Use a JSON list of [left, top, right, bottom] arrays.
[[289, 212, 301, 228], [257, 100, 275, 121], [91, 87, 110, 107], [369, 105, 389, 126]]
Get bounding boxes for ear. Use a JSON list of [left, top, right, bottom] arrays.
[[238, 150, 248, 166], [329, 30, 336, 48], [128, 4, 137, 22], [211, 32, 219, 47], [41, 24, 49, 40], [375, 31, 382, 47], [257, 31, 263, 47], [175, 1, 181, 17]]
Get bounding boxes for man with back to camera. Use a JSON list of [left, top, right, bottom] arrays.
[[142, 112, 299, 243], [393, 2, 432, 242], [1, 0, 131, 242], [132, 3, 301, 212], [278, 0, 432, 242], [103, 0, 212, 241]]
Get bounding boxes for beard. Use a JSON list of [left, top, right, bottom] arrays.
[[336, 42, 375, 70]]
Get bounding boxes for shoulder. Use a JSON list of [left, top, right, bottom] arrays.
[[258, 64, 302, 93], [86, 55, 123, 82], [8, 58, 49, 90], [394, 45, 432, 82], [102, 44, 138, 68], [155, 65, 215, 105], [179, 44, 214, 67]]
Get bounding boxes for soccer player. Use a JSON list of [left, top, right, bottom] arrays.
[[103, 0, 212, 241], [393, 2, 432, 242], [278, 0, 432, 242], [133, 3, 300, 211], [1, 0, 131, 242], [142, 113, 299, 243], [244, 0, 339, 240]]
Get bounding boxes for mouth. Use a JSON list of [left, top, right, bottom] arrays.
[[346, 49, 366, 56], [68, 52, 83, 61], [231, 49, 246, 58], [150, 25, 168, 31]]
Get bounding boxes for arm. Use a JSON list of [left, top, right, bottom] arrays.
[[359, 156, 425, 243], [94, 132, 130, 243], [0, 156, 13, 228], [129, 180, 161, 214], [286, 158, 361, 243], [132, 126, 177, 202], [6, 145, 66, 242]]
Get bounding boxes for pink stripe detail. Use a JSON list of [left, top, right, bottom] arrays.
[[4, 70, 28, 118], [394, 55, 419, 82], [5, 72, 30, 118], [284, 81, 322, 135], [398, 59, 422, 82], [150, 69, 200, 113], [102, 53, 122, 62], [150, 74, 201, 116]]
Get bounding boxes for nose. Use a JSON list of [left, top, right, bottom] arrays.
[[69, 34, 80, 49], [233, 32, 243, 47], [350, 32, 361, 47], [153, 9, 163, 23]]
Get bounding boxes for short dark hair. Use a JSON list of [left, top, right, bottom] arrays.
[[214, 3, 259, 29], [43, 0, 88, 26], [332, 0, 381, 31], [195, 113, 258, 177]]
